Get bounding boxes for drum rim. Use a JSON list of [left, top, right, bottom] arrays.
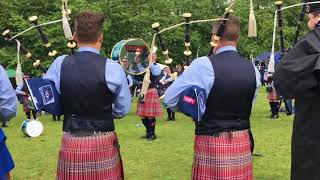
[[22, 120, 44, 137], [113, 38, 151, 76]]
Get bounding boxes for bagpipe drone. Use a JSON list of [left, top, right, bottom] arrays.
[[269, 0, 320, 99]]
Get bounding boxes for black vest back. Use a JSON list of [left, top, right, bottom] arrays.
[[196, 51, 256, 135], [60, 51, 115, 132]]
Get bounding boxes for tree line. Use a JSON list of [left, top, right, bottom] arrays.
[[0, 0, 305, 75]]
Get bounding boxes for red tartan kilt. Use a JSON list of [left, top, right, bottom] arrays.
[[192, 130, 253, 180], [56, 132, 124, 180], [137, 88, 162, 117], [22, 96, 29, 112], [267, 89, 279, 102]]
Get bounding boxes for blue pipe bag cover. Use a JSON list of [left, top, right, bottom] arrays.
[[0, 128, 14, 179], [25, 78, 62, 115], [177, 86, 206, 122]]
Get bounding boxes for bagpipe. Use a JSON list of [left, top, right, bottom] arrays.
[[2, 0, 76, 83], [268, 0, 318, 74], [1, 0, 76, 137], [268, 0, 320, 99]]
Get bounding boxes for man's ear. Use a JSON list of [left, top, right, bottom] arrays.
[[73, 33, 78, 42], [98, 33, 103, 43]]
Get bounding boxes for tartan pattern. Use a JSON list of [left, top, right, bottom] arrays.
[[56, 132, 124, 180], [137, 88, 162, 117], [267, 84, 279, 102], [192, 130, 253, 180], [22, 96, 33, 112]]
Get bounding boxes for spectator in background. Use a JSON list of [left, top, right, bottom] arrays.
[[266, 75, 279, 119]]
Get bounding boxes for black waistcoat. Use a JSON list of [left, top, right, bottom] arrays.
[[195, 51, 256, 135], [60, 51, 115, 132]]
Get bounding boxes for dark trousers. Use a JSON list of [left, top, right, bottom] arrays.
[[53, 115, 61, 121], [26, 110, 37, 119], [141, 118, 156, 135], [166, 108, 175, 120], [269, 102, 279, 116]]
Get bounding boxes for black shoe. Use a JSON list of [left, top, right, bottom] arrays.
[[2, 123, 8, 128], [286, 112, 292, 116], [271, 115, 279, 119], [141, 132, 149, 139], [147, 134, 156, 141]]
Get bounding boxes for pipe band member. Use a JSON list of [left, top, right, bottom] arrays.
[[0, 64, 18, 180], [44, 11, 131, 179], [274, 1, 320, 179], [136, 52, 162, 141], [164, 15, 261, 180]]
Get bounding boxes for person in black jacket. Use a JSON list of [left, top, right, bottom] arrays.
[[274, 1, 320, 179]]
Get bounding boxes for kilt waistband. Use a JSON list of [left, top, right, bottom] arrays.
[[66, 130, 113, 137], [62, 131, 118, 148], [205, 129, 249, 137]]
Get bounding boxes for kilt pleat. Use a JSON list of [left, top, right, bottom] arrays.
[[56, 132, 124, 180], [192, 130, 253, 180], [137, 88, 162, 117]]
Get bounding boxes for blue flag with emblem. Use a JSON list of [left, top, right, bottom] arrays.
[[177, 86, 206, 122], [25, 78, 62, 115]]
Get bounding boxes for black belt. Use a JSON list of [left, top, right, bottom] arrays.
[[67, 130, 111, 137]]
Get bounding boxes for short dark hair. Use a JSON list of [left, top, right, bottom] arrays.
[[212, 15, 240, 42], [74, 11, 105, 43], [311, 10, 320, 16]]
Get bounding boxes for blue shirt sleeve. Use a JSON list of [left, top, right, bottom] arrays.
[[0, 65, 18, 122], [15, 84, 25, 95], [164, 57, 214, 109], [252, 64, 261, 106], [150, 63, 161, 76], [105, 60, 132, 118], [127, 75, 133, 88]]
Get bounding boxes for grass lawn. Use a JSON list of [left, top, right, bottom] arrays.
[[3, 89, 293, 179]]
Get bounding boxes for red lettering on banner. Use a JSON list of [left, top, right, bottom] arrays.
[[125, 45, 146, 52], [183, 96, 196, 105]]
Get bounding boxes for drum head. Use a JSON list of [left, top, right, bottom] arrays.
[[112, 39, 150, 76], [25, 120, 43, 137], [111, 40, 127, 61]]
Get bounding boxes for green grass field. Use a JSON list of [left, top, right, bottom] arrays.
[[3, 89, 293, 180]]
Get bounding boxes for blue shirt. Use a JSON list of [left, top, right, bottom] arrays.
[[0, 65, 18, 122], [164, 46, 261, 110], [127, 75, 133, 88], [44, 47, 131, 119], [15, 84, 25, 95]]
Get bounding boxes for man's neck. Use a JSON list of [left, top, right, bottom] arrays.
[[214, 41, 237, 53], [78, 43, 101, 51]]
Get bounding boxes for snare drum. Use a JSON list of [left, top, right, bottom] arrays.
[[21, 119, 44, 137]]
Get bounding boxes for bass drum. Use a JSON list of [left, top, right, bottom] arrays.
[[21, 119, 44, 137], [111, 39, 150, 76]]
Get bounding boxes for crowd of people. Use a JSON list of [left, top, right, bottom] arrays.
[[1, 1, 320, 179]]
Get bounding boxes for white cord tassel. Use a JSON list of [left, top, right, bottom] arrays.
[[248, 0, 257, 37], [15, 40, 23, 86], [268, 11, 278, 74], [62, 9, 73, 40]]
